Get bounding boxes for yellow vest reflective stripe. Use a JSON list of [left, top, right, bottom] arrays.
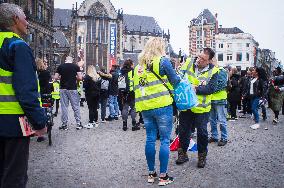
[[181, 58, 219, 113], [134, 56, 173, 112], [128, 70, 134, 92], [52, 82, 60, 99]]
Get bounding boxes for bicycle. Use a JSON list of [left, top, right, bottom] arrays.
[[41, 94, 54, 146]]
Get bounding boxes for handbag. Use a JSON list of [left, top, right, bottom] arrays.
[[149, 66, 198, 111]]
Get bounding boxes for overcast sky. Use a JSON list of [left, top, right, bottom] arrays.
[[55, 0, 284, 63]]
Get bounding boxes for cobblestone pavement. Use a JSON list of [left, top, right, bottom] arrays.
[[27, 105, 284, 188]]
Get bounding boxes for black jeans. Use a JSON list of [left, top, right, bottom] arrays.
[[179, 110, 210, 153], [52, 99, 60, 114], [242, 96, 252, 114], [0, 137, 30, 188], [86, 96, 100, 123], [229, 101, 238, 118], [100, 97, 108, 121]]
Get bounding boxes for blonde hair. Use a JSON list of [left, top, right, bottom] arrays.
[[138, 37, 166, 66], [87, 65, 99, 81], [35, 58, 46, 71]]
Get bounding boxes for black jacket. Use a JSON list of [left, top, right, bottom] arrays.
[[83, 75, 101, 98], [249, 78, 268, 99], [108, 70, 119, 95], [228, 74, 241, 103]]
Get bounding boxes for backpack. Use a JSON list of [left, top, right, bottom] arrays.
[[118, 74, 126, 89], [101, 79, 109, 90]]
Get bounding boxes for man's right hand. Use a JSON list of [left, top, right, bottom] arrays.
[[34, 127, 47, 136]]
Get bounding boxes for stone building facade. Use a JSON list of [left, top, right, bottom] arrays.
[[54, 0, 170, 71], [215, 28, 259, 70], [0, 0, 55, 70]]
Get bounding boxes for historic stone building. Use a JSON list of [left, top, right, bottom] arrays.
[[0, 0, 55, 70], [188, 9, 218, 57], [53, 0, 170, 71]]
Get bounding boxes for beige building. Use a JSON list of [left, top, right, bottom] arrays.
[[188, 9, 218, 57]]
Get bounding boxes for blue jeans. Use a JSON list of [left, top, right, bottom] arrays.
[[210, 103, 228, 140], [142, 105, 173, 174], [251, 97, 260, 123], [108, 95, 119, 117]]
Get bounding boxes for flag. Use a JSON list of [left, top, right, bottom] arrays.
[[170, 136, 197, 152], [188, 138, 197, 152]]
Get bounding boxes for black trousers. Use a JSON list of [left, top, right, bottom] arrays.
[[52, 99, 60, 114], [179, 110, 210, 153], [86, 96, 100, 123], [242, 96, 252, 114], [0, 137, 30, 188], [229, 101, 238, 118]]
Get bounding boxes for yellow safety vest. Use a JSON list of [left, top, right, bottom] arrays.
[[133, 56, 173, 112], [128, 70, 134, 92], [52, 82, 60, 99], [77, 81, 83, 94], [0, 32, 41, 114], [211, 67, 227, 101], [181, 58, 219, 113]]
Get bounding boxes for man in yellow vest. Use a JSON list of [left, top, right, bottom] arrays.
[[176, 48, 219, 168], [0, 3, 47, 187], [208, 60, 229, 146]]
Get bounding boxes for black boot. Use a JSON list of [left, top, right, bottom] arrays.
[[175, 148, 189, 165], [123, 121, 127, 131], [132, 121, 140, 131], [197, 152, 207, 168]]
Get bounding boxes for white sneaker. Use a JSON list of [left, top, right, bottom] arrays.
[[85, 123, 95, 129], [101, 120, 106, 123], [250, 123, 260, 130], [94, 122, 99, 128]]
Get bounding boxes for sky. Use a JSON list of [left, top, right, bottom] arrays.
[[55, 0, 284, 63]]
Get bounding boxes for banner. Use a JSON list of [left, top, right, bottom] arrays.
[[109, 23, 117, 68]]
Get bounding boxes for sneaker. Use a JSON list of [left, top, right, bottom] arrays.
[[264, 127, 268, 130], [36, 136, 46, 142], [105, 116, 114, 121], [218, 139, 227, 146], [59, 124, 68, 130], [250, 123, 260, 130], [239, 114, 247, 118], [228, 117, 237, 121], [147, 171, 157, 183], [273, 118, 279, 125], [101, 119, 106, 123], [76, 123, 83, 130], [94, 122, 99, 128], [85, 123, 95, 129], [114, 116, 119, 120], [208, 137, 218, 143], [158, 174, 174, 186], [53, 113, 57, 117]]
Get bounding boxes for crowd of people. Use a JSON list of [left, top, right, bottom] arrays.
[[1, 3, 284, 188]]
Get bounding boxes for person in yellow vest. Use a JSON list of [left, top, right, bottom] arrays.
[[52, 79, 60, 116], [208, 59, 229, 146], [120, 58, 140, 131], [176, 48, 219, 168], [0, 3, 47, 187], [133, 38, 180, 186]]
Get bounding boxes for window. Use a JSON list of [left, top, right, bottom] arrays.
[[236, 53, 242, 61], [197, 30, 202, 37], [38, 4, 43, 21], [210, 40, 213, 48], [227, 54, 232, 61], [227, 43, 232, 49], [218, 54, 223, 61], [219, 43, 223, 48], [210, 29, 214, 36], [246, 43, 250, 47], [246, 53, 250, 61]]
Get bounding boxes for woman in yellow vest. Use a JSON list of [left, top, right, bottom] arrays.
[[133, 38, 180, 186]]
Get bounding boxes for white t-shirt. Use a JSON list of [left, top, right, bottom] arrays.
[[250, 78, 257, 95]]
